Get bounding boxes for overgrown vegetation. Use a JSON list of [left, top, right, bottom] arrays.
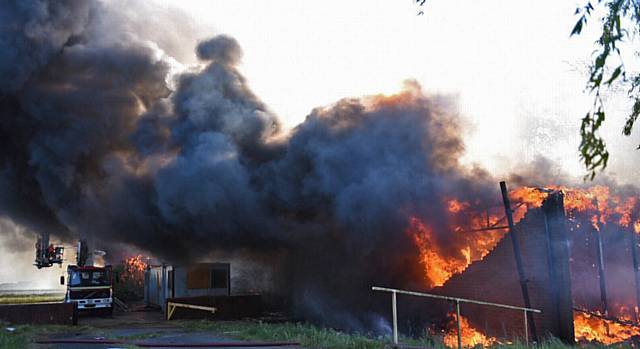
[[173, 320, 628, 349], [175, 320, 418, 349]]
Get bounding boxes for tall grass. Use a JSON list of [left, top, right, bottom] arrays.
[[175, 320, 632, 349]]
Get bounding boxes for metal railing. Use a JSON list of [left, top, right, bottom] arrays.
[[372, 286, 541, 348]]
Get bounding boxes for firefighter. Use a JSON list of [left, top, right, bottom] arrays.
[[47, 244, 55, 260]]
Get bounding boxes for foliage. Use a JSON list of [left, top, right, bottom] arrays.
[[176, 320, 440, 349], [572, 0, 640, 179]]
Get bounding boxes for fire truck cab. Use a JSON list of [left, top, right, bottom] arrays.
[[61, 265, 113, 314]]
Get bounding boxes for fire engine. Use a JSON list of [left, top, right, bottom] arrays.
[[62, 263, 114, 314], [35, 235, 114, 314]]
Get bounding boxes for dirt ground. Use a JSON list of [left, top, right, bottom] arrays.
[[31, 307, 301, 349]]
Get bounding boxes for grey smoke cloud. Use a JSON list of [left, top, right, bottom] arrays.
[[0, 0, 502, 327]]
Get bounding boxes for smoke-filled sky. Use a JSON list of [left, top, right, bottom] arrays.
[[0, 1, 638, 328], [163, 0, 640, 183]]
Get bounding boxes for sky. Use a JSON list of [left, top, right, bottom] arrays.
[[157, 0, 639, 183]]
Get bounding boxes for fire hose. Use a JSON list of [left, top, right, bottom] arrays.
[[34, 338, 300, 347]]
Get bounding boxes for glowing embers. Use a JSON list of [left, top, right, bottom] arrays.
[[442, 312, 497, 348], [574, 312, 640, 345]]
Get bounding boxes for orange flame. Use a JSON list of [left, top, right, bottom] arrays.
[[574, 312, 640, 344], [410, 216, 505, 288], [443, 313, 497, 348], [410, 184, 639, 344], [122, 255, 147, 287]]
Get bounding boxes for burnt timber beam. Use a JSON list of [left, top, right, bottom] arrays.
[[500, 181, 538, 342]]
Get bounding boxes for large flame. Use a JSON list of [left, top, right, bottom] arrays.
[[574, 312, 640, 344], [121, 255, 148, 287], [410, 185, 640, 288], [410, 184, 640, 346], [443, 312, 497, 348]]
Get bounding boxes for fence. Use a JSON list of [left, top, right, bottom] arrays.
[[372, 286, 541, 348]]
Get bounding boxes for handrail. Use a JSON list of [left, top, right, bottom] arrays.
[[372, 286, 541, 313], [372, 286, 541, 348]]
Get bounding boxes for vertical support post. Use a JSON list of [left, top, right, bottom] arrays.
[[392, 291, 398, 345], [523, 310, 528, 343], [543, 212, 561, 334], [630, 228, 640, 322], [593, 202, 609, 317], [500, 181, 538, 342], [542, 191, 575, 343], [486, 209, 491, 228], [455, 300, 462, 349]]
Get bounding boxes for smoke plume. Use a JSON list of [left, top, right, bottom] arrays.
[[6, 0, 638, 333]]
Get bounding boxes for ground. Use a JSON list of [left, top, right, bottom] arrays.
[[0, 305, 633, 349], [1, 309, 300, 349], [1, 306, 406, 349]]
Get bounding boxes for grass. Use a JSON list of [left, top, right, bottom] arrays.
[[0, 324, 94, 349], [0, 294, 64, 305], [175, 320, 443, 349], [0, 318, 634, 349], [0, 324, 147, 349], [173, 320, 636, 349]]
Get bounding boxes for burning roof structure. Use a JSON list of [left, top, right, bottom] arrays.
[[402, 185, 640, 346]]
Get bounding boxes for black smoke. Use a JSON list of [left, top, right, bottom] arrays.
[[0, 0, 519, 331]]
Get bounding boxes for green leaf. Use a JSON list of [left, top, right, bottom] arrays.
[[605, 65, 622, 85], [571, 17, 585, 35]]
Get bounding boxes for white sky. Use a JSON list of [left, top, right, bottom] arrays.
[[154, 0, 640, 183], [149, 0, 640, 183]]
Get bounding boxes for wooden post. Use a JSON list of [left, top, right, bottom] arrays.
[[593, 202, 609, 317], [455, 300, 462, 349], [500, 181, 538, 342], [542, 192, 575, 343], [630, 229, 640, 322]]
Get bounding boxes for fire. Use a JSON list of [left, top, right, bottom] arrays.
[[121, 255, 147, 287], [443, 313, 497, 348], [411, 186, 639, 288], [574, 312, 640, 344], [509, 185, 638, 229], [409, 184, 640, 345], [126, 255, 147, 272], [410, 216, 506, 288], [447, 199, 469, 214], [411, 217, 468, 288]]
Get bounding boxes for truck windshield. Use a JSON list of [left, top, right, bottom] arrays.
[[69, 269, 110, 287]]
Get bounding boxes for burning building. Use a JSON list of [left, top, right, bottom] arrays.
[[2, 0, 640, 346], [399, 184, 640, 346]]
